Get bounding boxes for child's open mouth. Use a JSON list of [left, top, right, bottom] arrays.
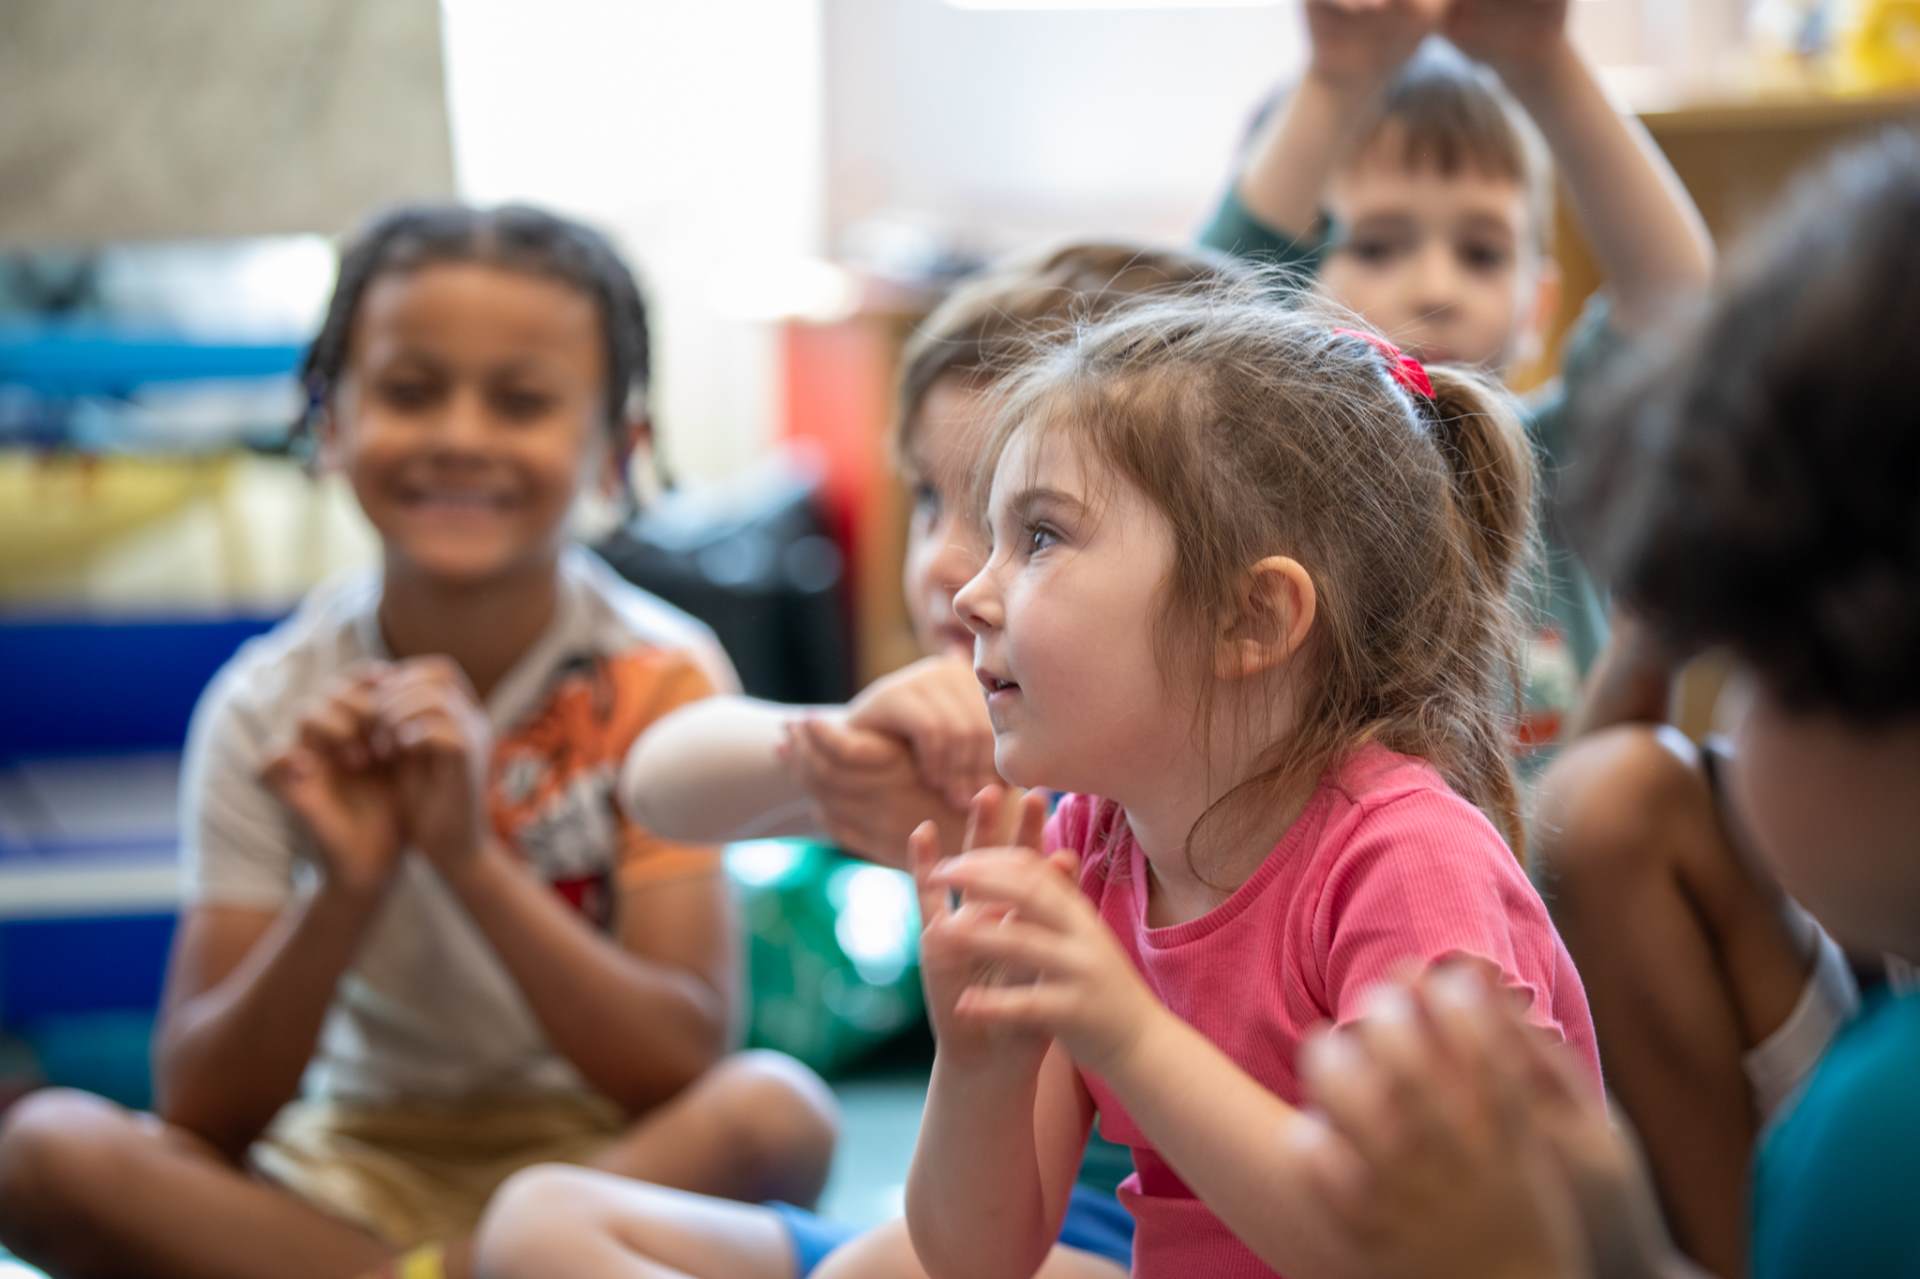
[[976, 669, 1020, 698], [399, 486, 516, 512]]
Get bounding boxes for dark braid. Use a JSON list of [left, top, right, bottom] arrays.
[[297, 204, 652, 461]]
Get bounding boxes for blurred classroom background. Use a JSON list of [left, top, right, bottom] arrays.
[[2, 0, 1917, 1260]]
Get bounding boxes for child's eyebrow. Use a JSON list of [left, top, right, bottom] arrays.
[[1003, 485, 1088, 523], [1341, 212, 1417, 235], [1455, 212, 1519, 240]]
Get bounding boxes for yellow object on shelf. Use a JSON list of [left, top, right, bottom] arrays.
[[1844, 0, 1920, 89], [0, 451, 240, 582]]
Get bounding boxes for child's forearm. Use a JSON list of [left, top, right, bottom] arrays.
[[1500, 39, 1712, 329], [1097, 1011, 1350, 1277], [155, 887, 384, 1156], [442, 841, 735, 1112], [906, 1049, 1068, 1279], [620, 697, 817, 843], [1235, 69, 1384, 242]]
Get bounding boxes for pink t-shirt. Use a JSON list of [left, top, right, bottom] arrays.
[[1045, 745, 1600, 1279]]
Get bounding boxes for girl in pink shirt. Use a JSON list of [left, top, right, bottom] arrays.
[[901, 287, 1600, 1279]]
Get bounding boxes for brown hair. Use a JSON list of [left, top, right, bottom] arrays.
[[1244, 43, 1554, 251], [980, 282, 1538, 859], [894, 241, 1259, 455]]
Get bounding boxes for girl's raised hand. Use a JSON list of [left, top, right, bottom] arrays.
[[911, 786, 1053, 1071], [261, 664, 405, 900], [845, 655, 999, 811], [928, 802, 1160, 1079], [372, 657, 493, 879]]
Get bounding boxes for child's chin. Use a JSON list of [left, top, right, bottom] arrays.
[[993, 743, 1059, 795], [392, 542, 538, 587]]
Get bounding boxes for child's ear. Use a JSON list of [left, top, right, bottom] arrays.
[[311, 405, 342, 472], [601, 412, 654, 500], [1215, 556, 1317, 681]]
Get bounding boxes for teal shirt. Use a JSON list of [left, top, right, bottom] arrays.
[[1197, 188, 1613, 764], [1751, 988, 1920, 1279]]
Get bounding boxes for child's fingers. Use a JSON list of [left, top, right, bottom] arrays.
[[333, 680, 390, 763], [960, 785, 1007, 855], [952, 980, 1074, 1033], [1349, 984, 1462, 1155], [932, 852, 1077, 929], [942, 914, 1067, 976], [1288, 1113, 1382, 1247], [300, 701, 369, 771], [800, 718, 902, 772], [391, 713, 467, 757], [908, 821, 947, 925], [1013, 788, 1049, 851], [1419, 966, 1543, 1141], [1299, 1028, 1398, 1171], [1522, 1019, 1598, 1111], [376, 686, 459, 733], [260, 746, 313, 798], [1045, 847, 1078, 882], [260, 749, 331, 830]]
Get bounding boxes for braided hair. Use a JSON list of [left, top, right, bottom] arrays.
[[297, 204, 653, 477]]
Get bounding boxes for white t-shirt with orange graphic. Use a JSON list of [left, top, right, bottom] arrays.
[[179, 547, 737, 1104]]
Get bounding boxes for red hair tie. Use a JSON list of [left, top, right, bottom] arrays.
[[1333, 327, 1434, 400]]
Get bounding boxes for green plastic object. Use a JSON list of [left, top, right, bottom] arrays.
[[727, 840, 924, 1077]]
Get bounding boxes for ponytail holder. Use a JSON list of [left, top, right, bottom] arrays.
[[1333, 327, 1434, 400]]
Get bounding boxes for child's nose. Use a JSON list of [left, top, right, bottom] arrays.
[[1411, 243, 1462, 315], [432, 388, 492, 452], [952, 562, 1001, 635]]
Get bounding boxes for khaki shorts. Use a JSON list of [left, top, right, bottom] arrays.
[[250, 1093, 627, 1247]]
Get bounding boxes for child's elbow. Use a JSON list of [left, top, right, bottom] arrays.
[[616, 985, 734, 1108], [905, 1196, 1049, 1279], [152, 1078, 256, 1162]]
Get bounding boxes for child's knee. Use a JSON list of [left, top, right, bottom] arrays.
[[0, 1089, 142, 1249], [477, 1163, 607, 1278], [810, 1218, 923, 1278], [1533, 723, 1710, 895], [704, 1050, 840, 1174]]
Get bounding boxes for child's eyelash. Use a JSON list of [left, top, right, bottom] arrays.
[[1023, 521, 1061, 553]]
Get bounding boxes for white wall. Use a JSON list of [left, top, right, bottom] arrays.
[[823, 0, 1301, 252], [440, 0, 826, 486]]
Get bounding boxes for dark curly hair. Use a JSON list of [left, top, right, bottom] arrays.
[[298, 203, 650, 452], [1567, 131, 1920, 723]]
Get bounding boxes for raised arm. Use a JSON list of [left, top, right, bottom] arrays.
[[1232, 0, 1449, 240], [1448, 0, 1713, 329], [905, 796, 1089, 1279]]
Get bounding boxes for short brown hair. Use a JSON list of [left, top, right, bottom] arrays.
[[978, 279, 1540, 861], [894, 241, 1256, 454], [1246, 43, 1554, 250]]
